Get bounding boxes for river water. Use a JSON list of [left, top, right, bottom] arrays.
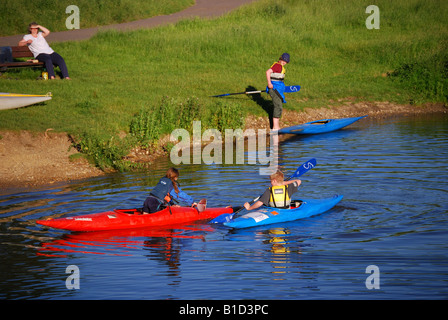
[[0, 114, 447, 300]]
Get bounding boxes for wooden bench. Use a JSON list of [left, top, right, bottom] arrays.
[[0, 46, 44, 71]]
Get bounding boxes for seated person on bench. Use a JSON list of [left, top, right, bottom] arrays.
[[18, 22, 70, 79]]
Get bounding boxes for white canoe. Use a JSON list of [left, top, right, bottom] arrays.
[[0, 92, 52, 110]]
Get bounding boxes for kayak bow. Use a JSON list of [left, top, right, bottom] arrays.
[[0, 92, 52, 110], [279, 116, 367, 135]]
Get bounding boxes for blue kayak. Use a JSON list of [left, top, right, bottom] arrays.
[[278, 115, 367, 135], [224, 195, 343, 229]]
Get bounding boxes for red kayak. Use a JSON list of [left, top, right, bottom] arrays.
[[37, 205, 236, 232]]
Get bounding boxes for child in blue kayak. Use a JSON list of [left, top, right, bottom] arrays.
[[243, 170, 301, 210], [143, 167, 197, 214], [266, 53, 290, 131]]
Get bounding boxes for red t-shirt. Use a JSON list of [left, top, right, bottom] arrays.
[[271, 62, 283, 73]]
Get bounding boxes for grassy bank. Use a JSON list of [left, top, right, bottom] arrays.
[[0, 0, 194, 36], [1, 0, 447, 170]]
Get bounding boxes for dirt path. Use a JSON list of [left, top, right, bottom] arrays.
[[0, 0, 257, 46]]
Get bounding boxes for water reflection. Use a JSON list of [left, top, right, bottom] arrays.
[[263, 228, 295, 280], [38, 223, 215, 258]]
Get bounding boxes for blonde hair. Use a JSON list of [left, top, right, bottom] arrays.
[[270, 170, 284, 183]]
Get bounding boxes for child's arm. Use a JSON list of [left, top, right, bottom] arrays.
[[266, 68, 274, 89], [244, 188, 270, 210], [284, 179, 301, 187], [244, 200, 263, 211], [170, 187, 196, 206]]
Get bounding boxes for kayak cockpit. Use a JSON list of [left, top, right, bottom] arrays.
[[114, 208, 143, 215]]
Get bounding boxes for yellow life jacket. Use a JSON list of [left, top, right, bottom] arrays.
[[269, 185, 290, 208], [270, 62, 286, 81]]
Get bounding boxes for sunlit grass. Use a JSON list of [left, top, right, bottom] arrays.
[[1, 0, 446, 170]]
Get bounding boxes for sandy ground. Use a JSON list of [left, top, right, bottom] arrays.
[[0, 130, 104, 191], [0, 102, 446, 193]]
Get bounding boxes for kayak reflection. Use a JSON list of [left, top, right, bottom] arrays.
[[37, 223, 216, 260]]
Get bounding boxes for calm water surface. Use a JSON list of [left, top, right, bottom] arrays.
[[1, 114, 447, 300]]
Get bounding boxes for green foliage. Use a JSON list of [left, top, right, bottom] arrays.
[[130, 97, 244, 147], [211, 101, 245, 133], [130, 106, 164, 147], [388, 52, 448, 103], [74, 132, 135, 171]]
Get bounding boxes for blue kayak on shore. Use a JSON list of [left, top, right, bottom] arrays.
[[224, 195, 343, 229], [279, 115, 367, 135]]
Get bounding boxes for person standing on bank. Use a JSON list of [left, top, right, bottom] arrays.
[[18, 22, 70, 80], [266, 53, 290, 131]]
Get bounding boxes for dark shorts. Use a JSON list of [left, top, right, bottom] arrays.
[[143, 196, 164, 213]]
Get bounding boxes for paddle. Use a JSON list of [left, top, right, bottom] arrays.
[[211, 89, 265, 97], [210, 158, 317, 224], [211, 85, 301, 97]]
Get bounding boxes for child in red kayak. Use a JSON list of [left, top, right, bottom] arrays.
[[143, 168, 197, 214], [243, 170, 301, 210], [266, 53, 290, 131]]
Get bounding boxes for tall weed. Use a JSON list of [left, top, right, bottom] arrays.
[[211, 101, 245, 133], [389, 52, 448, 103], [74, 132, 135, 171]]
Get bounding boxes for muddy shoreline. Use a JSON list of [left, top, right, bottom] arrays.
[[0, 102, 446, 194]]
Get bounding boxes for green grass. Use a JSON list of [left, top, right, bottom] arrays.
[[0, 0, 194, 36], [1, 0, 447, 170]]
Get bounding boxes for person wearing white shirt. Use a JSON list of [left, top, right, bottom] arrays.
[[18, 22, 70, 79]]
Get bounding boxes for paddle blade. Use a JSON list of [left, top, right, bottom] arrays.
[[284, 85, 301, 93], [291, 158, 317, 179], [210, 206, 242, 224], [210, 213, 233, 224]]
